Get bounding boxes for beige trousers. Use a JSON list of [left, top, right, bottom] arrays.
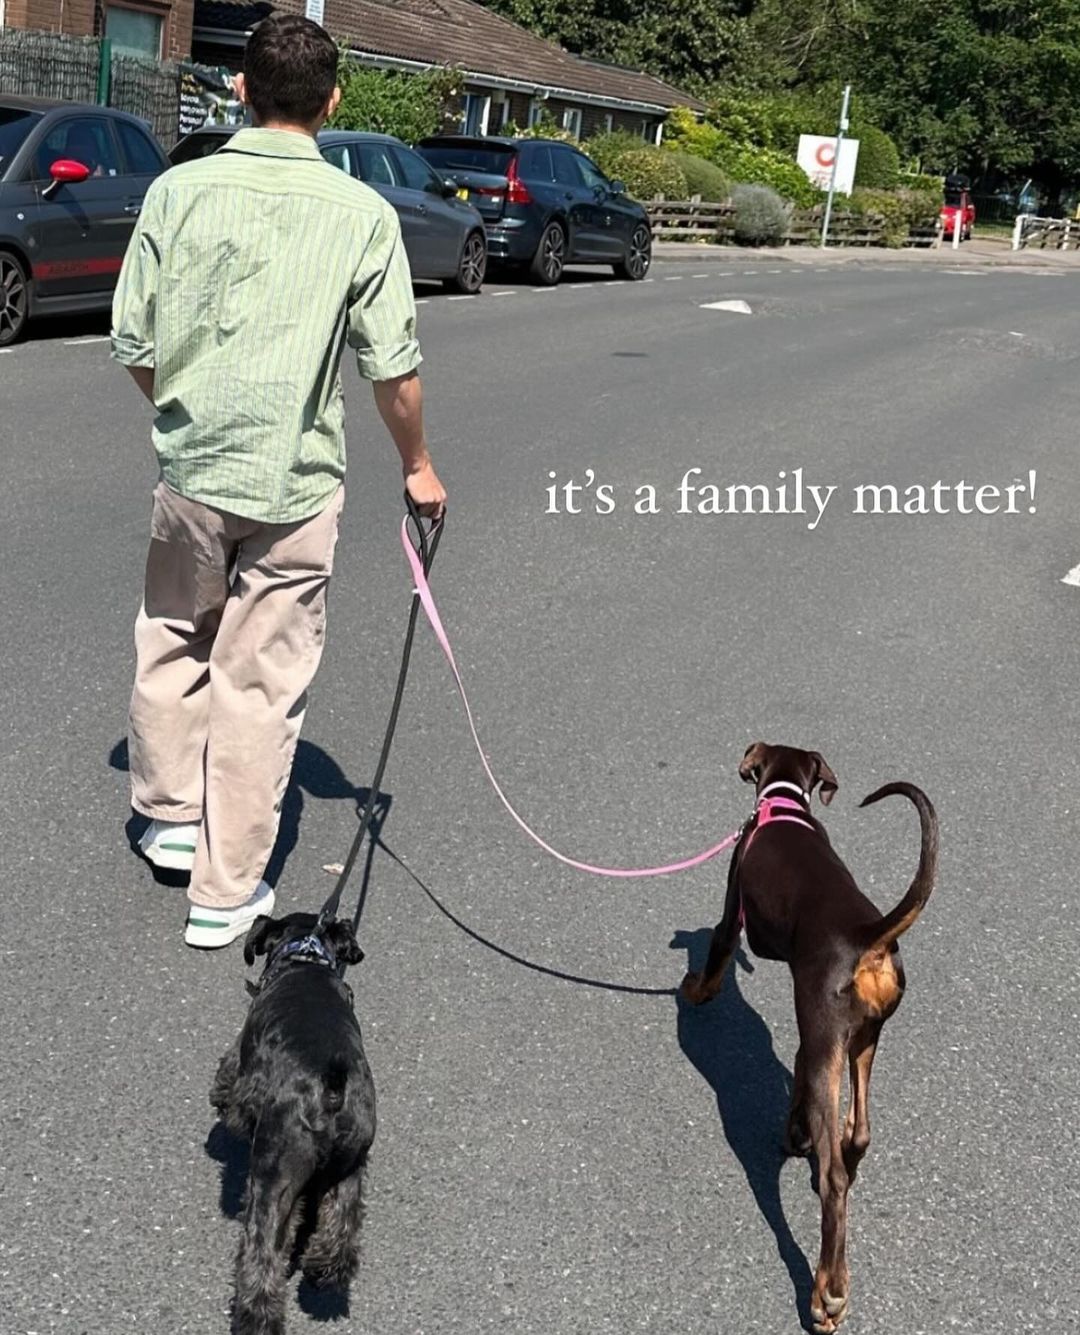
[[129, 481, 345, 908]]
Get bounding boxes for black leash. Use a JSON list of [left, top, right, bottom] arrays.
[[318, 492, 444, 973]]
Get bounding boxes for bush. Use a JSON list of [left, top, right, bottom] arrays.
[[583, 130, 646, 175], [330, 61, 460, 142], [853, 125, 900, 190], [728, 146, 823, 207], [666, 151, 729, 201], [848, 186, 941, 246], [603, 147, 688, 201], [732, 184, 789, 245]]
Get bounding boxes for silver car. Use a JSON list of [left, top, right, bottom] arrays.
[[168, 126, 488, 294]]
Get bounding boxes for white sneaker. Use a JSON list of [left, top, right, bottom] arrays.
[[185, 881, 276, 949], [138, 819, 201, 871]]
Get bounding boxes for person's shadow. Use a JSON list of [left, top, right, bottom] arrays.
[[671, 930, 815, 1330], [109, 737, 389, 896]]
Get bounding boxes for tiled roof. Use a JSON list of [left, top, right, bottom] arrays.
[[193, 0, 706, 112]]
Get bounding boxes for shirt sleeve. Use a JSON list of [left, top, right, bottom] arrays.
[[347, 203, 423, 382], [110, 180, 164, 368]]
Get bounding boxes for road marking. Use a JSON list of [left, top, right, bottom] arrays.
[[415, 298, 429, 305], [768, 268, 784, 273], [489, 290, 515, 297], [717, 271, 735, 277], [0, 348, 12, 355], [642, 278, 654, 283], [531, 286, 559, 292], [1009, 330, 1024, 337], [664, 276, 684, 281], [701, 299, 752, 315], [744, 269, 758, 275], [1061, 563, 1080, 587], [63, 334, 110, 345], [942, 270, 983, 276], [447, 295, 477, 301], [692, 272, 709, 278]]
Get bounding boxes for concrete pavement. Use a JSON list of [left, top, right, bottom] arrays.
[[1, 262, 1078, 1334]]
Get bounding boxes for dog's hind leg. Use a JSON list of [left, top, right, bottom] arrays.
[[805, 1038, 851, 1334], [842, 1023, 881, 1183], [783, 1044, 811, 1157], [301, 1157, 366, 1291], [232, 1128, 311, 1335]]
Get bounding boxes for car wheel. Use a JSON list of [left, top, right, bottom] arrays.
[[0, 250, 29, 347], [530, 222, 565, 285], [444, 231, 487, 294], [614, 224, 652, 280]]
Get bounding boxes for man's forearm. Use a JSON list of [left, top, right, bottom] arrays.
[[372, 371, 428, 473], [125, 365, 156, 404]]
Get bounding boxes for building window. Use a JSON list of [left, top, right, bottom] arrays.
[[561, 107, 582, 139], [489, 96, 508, 133], [527, 97, 546, 128], [105, 5, 163, 58], [459, 92, 491, 136]]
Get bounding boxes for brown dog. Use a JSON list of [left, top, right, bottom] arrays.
[[681, 743, 938, 1333]]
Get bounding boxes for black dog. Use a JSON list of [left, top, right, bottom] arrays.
[[211, 912, 376, 1335]]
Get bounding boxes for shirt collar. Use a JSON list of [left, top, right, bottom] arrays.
[[220, 127, 325, 162]]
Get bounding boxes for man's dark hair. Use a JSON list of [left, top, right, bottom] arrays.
[[243, 14, 338, 126]]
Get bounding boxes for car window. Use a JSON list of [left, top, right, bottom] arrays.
[[35, 117, 120, 180], [393, 145, 441, 193], [354, 142, 400, 187], [523, 145, 554, 182], [115, 120, 163, 175], [419, 142, 513, 175], [320, 142, 351, 174], [170, 132, 232, 165], [574, 153, 609, 191], [0, 108, 42, 172], [551, 148, 580, 188]]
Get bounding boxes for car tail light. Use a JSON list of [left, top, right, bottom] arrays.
[[506, 159, 533, 206]]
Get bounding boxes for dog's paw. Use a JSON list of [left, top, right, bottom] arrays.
[[811, 1274, 849, 1333]]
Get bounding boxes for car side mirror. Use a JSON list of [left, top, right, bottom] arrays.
[[42, 158, 90, 199], [440, 177, 460, 197], [610, 179, 626, 195]]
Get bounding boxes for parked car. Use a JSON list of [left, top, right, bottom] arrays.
[[416, 135, 652, 285], [941, 173, 976, 241], [0, 96, 170, 345], [167, 127, 488, 294]]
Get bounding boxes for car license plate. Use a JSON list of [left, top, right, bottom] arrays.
[[457, 187, 469, 201]]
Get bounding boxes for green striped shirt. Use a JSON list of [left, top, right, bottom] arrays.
[[111, 127, 421, 523]]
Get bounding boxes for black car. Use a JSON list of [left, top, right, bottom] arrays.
[[0, 96, 170, 344], [417, 135, 652, 285], [168, 126, 488, 294]]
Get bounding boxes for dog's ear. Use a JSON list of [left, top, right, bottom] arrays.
[[326, 920, 365, 966], [811, 752, 839, 806], [739, 742, 767, 784], [243, 915, 285, 966]]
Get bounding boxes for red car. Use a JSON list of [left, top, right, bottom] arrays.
[[941, 175, 975, 241]]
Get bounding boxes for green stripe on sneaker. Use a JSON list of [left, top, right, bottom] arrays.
[[160, 841, 197, 852], [187, 917, 230, 930]]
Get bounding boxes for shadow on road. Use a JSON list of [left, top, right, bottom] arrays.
[[109, 737, 392, 900], [670, 931, 815, 1330]]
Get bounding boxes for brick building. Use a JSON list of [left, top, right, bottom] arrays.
[[0, 0, 194, 61], [192, 0, 704, 141]]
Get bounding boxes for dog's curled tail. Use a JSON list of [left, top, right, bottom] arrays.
[[857, 781, 938, 956]]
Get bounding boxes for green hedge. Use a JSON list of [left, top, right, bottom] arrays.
[[853, 125, 900, 189], [665, 151, 729, 201], [848, 186, 941, 246], [330, 61, 460, 142]]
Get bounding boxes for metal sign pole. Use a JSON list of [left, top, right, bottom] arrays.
[[820, 83, 852, 248]]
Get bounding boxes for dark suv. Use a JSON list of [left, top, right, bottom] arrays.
[[0, 97, 170, 344], [417, 136, 652, 285]]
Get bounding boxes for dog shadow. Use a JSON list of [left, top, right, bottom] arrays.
[[671, 930, 815, 1330], [110, 738, 390, 894]]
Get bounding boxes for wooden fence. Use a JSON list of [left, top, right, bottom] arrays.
[[1013, 216, 1080, 251], [645, 197, 941, 249]]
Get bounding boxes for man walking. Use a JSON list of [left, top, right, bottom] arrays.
[[111, 14, 446, 947]]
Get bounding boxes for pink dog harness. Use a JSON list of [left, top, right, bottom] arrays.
[[743, 784, 816, 850]]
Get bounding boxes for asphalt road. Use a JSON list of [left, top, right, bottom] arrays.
[[2, 259, 1079, 1335]]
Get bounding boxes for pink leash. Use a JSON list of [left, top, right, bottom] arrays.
[[401, 518, 741, 878]]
